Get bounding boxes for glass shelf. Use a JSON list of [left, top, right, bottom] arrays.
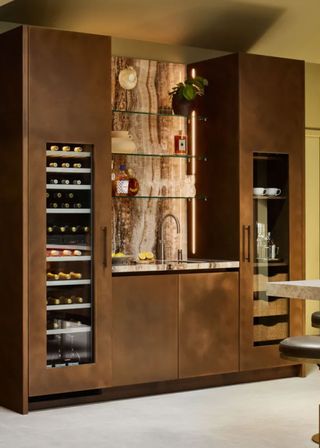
[[112, 195, 208, 201], [112, 108, 207, 121], [254, 195, 286, 200], [254, 261, 289, 268], [112, 152, 208, 161]]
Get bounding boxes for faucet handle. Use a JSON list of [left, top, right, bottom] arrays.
[[178, 249, 183, 262]]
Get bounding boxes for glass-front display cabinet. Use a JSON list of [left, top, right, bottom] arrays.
[[253, 153, 289, 346]]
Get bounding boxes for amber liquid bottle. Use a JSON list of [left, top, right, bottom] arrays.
[[174, 130, 187, 154], [127, 168, 140, 196]]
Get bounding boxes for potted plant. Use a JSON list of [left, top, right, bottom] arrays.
[[169, 76, 208, 116]]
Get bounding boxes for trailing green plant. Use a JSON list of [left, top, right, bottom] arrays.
[[169, 76, 208, 101]]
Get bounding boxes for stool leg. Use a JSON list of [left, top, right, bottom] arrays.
[[311, 404, 320, 444]]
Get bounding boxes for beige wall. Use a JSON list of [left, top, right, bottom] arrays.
[[305, 132, 320, 334], [305, 63, 320, 129]]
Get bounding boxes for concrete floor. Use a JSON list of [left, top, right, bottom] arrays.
[[1, 369, 320, 448]]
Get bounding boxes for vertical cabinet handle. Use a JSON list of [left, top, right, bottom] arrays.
[[242, 225, 251, 262], [102, 226, 107, 268]]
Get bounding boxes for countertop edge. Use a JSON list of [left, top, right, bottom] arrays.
[[112, 260, 240, 275]]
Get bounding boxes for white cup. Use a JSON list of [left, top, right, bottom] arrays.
[[266, 188, 281, 196], [253, 187, 267, 196]]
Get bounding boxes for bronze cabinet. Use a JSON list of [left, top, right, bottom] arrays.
[[0, 26, 111, 411], [188, 53, 305, 372], [179, 272, 239, 378], [112, 275, 179, 386]]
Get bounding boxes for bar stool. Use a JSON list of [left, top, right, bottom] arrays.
[[312, 311, 320, 329], [280, 335, 320, 444]]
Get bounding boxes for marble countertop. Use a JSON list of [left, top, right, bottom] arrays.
[[267, 279, 320, 300], [112, 259, 239, 274]]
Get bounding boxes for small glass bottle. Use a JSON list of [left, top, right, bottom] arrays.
[[267, 232, 277, 259], [174, 130, 188, 154], [115, 164, 129, 196], [127, 168, 140, 196]]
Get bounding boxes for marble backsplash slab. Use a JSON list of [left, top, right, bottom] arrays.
[[112, 56, 194, 260]]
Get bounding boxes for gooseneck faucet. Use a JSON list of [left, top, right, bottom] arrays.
[[159, 213, 181, 262]]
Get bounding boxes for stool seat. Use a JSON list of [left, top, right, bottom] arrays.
[[312, 311, 320, 328], [280, 336, 320, 361]]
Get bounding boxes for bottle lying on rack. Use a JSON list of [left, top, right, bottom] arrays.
[[47, 225, 90, 234], [47, 192, 76, 201], [47, 271, 82, 280], [47, 162, 83, 169], [47, 248, 82, 257], [47, 201, 84, 209], [47, 295, 85, 305], [48, 144, 84, 153], [48, 178, 83, 185]]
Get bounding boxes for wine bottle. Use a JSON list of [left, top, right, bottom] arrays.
[[74, 146, 83, 152], [61, 179, 70, 185], [61, 162, 70, 168], [49, 202, 59, 208], [65, 192, 75, 199], [49, 179, 59, 184], [61, 203, 70, 209], [70, 226, 79, 233], [48, 225, 59, 234], [48, 162, 58, 168], [83, 226, 90, 233], [49, 145, 59, 151], [53, 192, 63, 199], [73, 163, 82, 168], [46, 192, 50, 199], [73, 203, 82, 209], [62, 145, 71, 152], [72, 179, 82, 185], [59, 225, 68, 233]]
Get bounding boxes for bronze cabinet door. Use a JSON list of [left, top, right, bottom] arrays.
[[112, 275, 178, 386], [179, 272, 239, 378], [28, 27, 112, 396], [239, 54, 305, 371]]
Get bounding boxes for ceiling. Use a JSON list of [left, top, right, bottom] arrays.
[[0, 0, 320, 63]]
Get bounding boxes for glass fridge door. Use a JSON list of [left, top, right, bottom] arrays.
[[45, 142, 94, 368]]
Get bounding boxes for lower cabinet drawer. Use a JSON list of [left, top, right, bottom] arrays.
[[254, 322, 288, 342], [253, 298, 288, 317]]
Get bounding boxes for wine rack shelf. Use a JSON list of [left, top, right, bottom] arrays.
[[46, 279, 91, 286], [47, 304, 91, 311], [46, 208, 91, 214], [46, 150, 91, 158], [46, 167, 91, 174], [46, 256, 91, 262], [46, 184, 91, 190], [47, 326, 91, 335]]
